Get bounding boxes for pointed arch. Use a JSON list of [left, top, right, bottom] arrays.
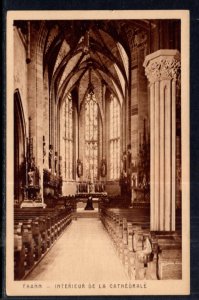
[[14, 89, 27, 204]]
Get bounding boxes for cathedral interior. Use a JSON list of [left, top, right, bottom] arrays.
[[13, 19, 182, 281]]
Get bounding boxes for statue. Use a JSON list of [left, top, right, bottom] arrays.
[[101, 158, 107, 177], [27, 157, 36, 186], [28, 170, 34, 186], [132, 174, 137, 187], [49, 145, 53, 170], [59, 155, 62, 176], [127, 144, 131, 170], [54, 151, 58, 174], [122, 151, 127, 172], [77, 159, 83, 177]]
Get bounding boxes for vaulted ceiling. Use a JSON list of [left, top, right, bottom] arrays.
[[41, 20, 150, 106], [13, 19, 150, 105]]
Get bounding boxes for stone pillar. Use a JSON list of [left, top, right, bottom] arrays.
[[35, 48, 44, 204], [130, 63, 139, 187], [143, 50, 180, 231], [22, 23, 45, 207]]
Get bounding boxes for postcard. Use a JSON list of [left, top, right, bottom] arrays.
[[6, 10, 190, 296]]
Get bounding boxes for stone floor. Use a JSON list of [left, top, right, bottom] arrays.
[[26, 218, 128, 282]]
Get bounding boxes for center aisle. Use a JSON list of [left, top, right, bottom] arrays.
[[26, 218, 128, 281]]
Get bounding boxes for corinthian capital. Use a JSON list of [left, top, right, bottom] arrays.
[[143, 49, 181, 83]]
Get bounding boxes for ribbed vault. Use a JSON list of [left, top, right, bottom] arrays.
[[42, 20, 149, 105]]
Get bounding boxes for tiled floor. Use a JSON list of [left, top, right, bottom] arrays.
[[26, 218, 128, 282]]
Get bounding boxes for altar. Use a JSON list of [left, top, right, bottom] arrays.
[[75, 194, 107, 211], [76, 181, 106, 194], [75, 181, 107, 212]]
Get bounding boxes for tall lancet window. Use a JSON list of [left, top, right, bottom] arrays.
[[62, 93, 73, 180], [109, 94, 121, 179], [85, 89, 98, 181]]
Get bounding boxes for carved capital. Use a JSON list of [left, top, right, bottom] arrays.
[[143, 50, 181, 83]]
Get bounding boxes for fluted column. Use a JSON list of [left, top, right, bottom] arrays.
[[143, 50, 180, 231]]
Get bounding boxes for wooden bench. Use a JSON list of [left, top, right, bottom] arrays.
[[14, 206, 73, 280], [14, 223, 26, 279], [100, 206, 153, 279], [15, 211, 54, 253], [100, 205, 182, 280], [152, 232, 182, 279]]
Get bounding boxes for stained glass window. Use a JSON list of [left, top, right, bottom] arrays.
[[84, 91, 98, 181], [109, 95, 120, 179], [62, 93, 73, 180]]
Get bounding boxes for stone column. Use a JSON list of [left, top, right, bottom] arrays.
[[22, 23, 45, 207], [143, 50, 180, 231]]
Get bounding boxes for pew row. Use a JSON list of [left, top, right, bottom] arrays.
[[99, 203, 182, 280], [14, 206, 73, 280]]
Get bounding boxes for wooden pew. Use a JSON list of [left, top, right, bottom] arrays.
[[100, 206, 150, 271], [100, 204, 182, 280], [14, 214, 47, 260], [152, 232, 182, 279], [14, 223, 25, 280], [14, 205, 73, 280], [100, 206, 156, 279], [14, 219, 35, 270], [111, 210, 152, 280], [15, 206, 72, 245]]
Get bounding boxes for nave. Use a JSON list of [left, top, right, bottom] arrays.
[[26, 218, 128, 281], [13, 18, 182, 283], [15, 201, 182, 282]]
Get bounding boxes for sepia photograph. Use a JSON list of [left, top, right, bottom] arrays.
[[6, 10, 190, 296]]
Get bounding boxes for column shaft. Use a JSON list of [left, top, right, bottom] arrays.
[[150, 83, 155, 230], [143, 49, 180, 231], [171, 80, 176, 230], [154, 81, 160, 230], [164, 81, 171, 230], [159, 81, 165, 230]]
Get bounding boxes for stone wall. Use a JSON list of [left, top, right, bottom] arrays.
[[14, 28, 28, 132]]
